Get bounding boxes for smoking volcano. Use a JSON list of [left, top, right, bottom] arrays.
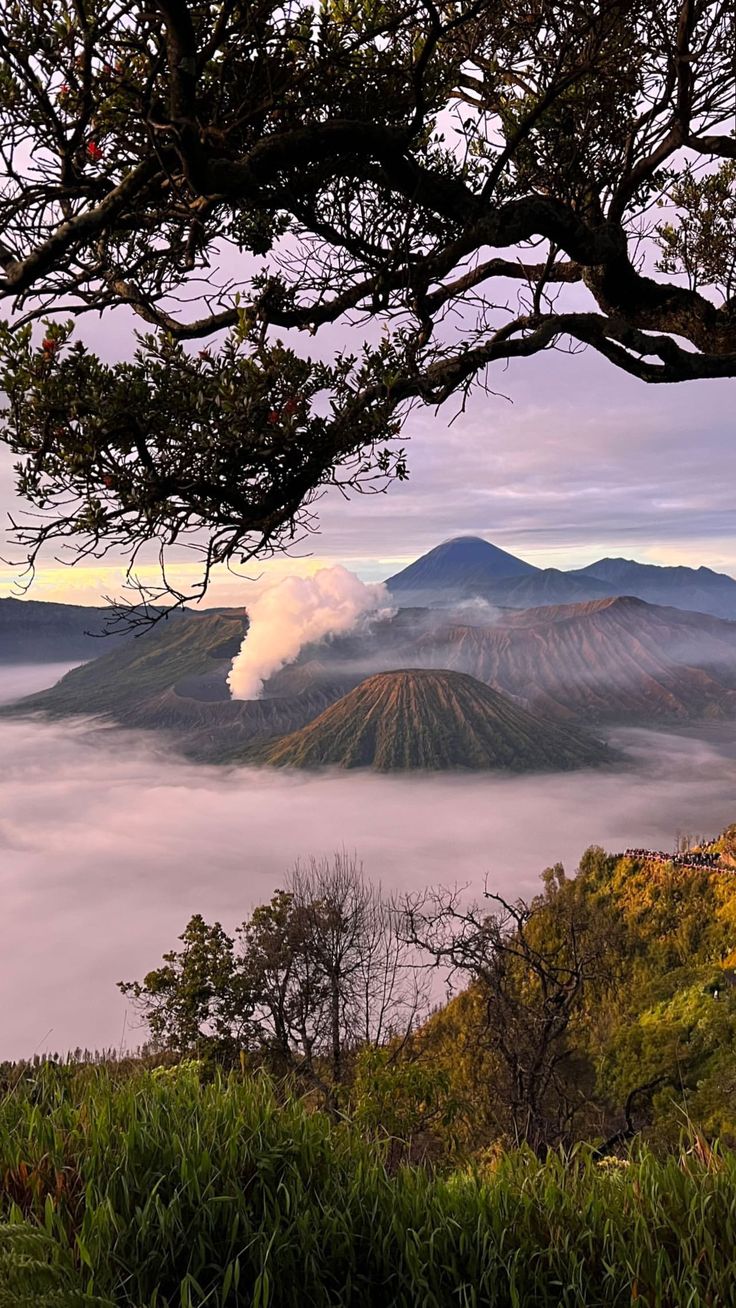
[[228, 566, 392, 701]]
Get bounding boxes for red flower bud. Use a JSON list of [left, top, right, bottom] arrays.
[[267, 410, 280, 424], [86, 140, 103, 162], [42, 338, 59, 354]]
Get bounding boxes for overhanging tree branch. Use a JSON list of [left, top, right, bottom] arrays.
[[0, 0, 734, 605]]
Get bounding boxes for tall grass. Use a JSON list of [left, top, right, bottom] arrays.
[[2, 1063, 735, 1306], [0, 1223, 112, 1306]]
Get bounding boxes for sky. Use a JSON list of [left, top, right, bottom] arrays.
[[1, 308, 735, 607]]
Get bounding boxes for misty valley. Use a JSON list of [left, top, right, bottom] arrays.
[[4, 536, 736, 1057], [7, 537, 736, 773], [4, 537, 736, 1307]]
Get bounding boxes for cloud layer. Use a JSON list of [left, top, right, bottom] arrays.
[[0, 663, 81, 706], [2, 708, 735, 1060]]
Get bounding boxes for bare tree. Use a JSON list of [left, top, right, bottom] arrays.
[[243, 853, 426, 1103], [292, 855, 422, 1064], [404, 876, 606, 1153]]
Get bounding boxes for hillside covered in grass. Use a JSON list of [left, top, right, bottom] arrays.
[[110, 827, 736, 1156], [6, 609, 248, 716], [4, 829, 736, 1304]]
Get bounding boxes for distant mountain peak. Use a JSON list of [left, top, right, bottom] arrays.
[[580, 555, 734, 581], [384, 538, 736, 619], [440, 534, 507, 550], [386, 536, 538, 596]]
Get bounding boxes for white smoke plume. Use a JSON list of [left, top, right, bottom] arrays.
[[228, 565, 392, 700], [447, 596, 502, 624]]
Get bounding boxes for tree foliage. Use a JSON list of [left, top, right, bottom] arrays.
[[121, 838, 736, 1153], [0, 0, 734, 603], [406, 842, 736, 1156], [120, 852, 424, 1104]]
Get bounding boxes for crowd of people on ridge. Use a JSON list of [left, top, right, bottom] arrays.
[[623, 842, 724, 871]]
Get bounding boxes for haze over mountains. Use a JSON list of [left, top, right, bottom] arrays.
[[0, 596, 140, 662], [4, 535, 736, 771], [386, 536, 736, 619], [16, 608, 249, 714], [403, 597, 736, 723], [267, 594, 736, 726], [9, 609, 348, 761]]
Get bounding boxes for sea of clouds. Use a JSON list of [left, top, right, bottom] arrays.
[[2, 681, 736, 1060]]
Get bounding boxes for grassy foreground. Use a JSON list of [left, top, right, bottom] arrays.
[[2, 1064, 735, 1307]]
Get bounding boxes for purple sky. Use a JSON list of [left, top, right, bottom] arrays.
[[1, 314, 735, 605]]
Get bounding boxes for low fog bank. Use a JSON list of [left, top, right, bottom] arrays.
[[0, 662, 82, 705], [2, 713, 735, 1060]]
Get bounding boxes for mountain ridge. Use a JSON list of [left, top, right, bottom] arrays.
[[1, 607, 355, 761], [570, 556, 736, 619], [5, 609, 249, 715], [271, 595, 736, 727], [10, 594, 736, 758], [576, 556, 735, 583], [0, 595, 159, 663], [385, 537, 736, 619]]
